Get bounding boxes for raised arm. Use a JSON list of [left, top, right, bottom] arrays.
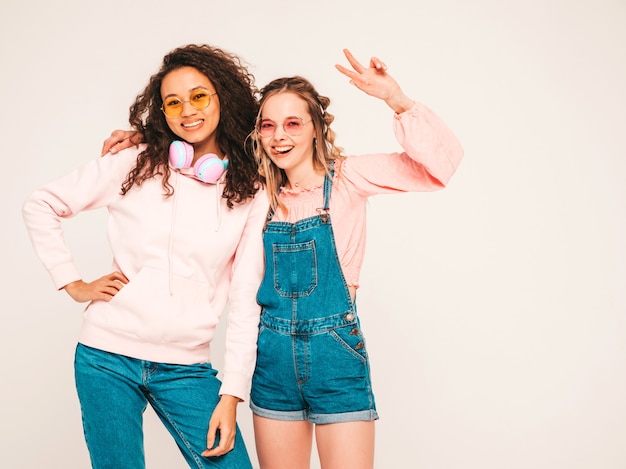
[[335, 49, 463, 194]]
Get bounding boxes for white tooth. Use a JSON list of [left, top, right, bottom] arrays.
[[183, 120, 202, 128]]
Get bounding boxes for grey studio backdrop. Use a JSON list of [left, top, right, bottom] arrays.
[[2, 1, 625, 468]]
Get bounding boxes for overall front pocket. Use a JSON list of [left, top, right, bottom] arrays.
[[272, 240, 318, 297]]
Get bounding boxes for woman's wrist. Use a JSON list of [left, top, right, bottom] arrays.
[[219, 394, 243, 405], [386, 90, 415, 114]]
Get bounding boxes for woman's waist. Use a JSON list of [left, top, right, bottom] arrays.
[[260, 308, 357, 334]]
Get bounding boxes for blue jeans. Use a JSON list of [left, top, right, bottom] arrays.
[[74, 344, 252, 469]]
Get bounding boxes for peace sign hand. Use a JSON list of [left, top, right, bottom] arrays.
[[335, 49, 414, 114]]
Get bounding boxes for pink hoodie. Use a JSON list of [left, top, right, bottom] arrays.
[[23, 147, 268, 400]]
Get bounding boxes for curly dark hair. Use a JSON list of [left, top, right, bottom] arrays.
[[121, 44, 261, 208]]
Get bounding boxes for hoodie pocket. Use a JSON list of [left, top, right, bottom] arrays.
[[91, 267, 218, 345]]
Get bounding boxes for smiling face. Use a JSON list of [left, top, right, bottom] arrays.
[[161, 66, 221, 158], [259, 91, 317, 182]]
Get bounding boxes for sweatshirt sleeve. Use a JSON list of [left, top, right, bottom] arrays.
[[340, 101, 464, 197], [22, 149, 137, 290], [218, 189, 268, 400]]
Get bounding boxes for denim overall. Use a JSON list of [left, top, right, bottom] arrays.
[[250, 173, 378, 424]]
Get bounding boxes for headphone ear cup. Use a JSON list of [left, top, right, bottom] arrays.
[[193, 154, 228, 184], [168, 141, 194, 169]]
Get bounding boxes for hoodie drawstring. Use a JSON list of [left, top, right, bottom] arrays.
[[167, 171, 181, 296], [215, 179, 222, 232]]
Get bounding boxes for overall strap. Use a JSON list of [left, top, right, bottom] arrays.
[[317, 165, 335, 223]]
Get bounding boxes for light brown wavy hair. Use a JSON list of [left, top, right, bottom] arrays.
[[250, 76, 343, 215], [121, 44, 261, 208]]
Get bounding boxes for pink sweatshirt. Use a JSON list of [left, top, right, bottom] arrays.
[[22, 147, 268, 400], [273, 101, 463, 287]]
